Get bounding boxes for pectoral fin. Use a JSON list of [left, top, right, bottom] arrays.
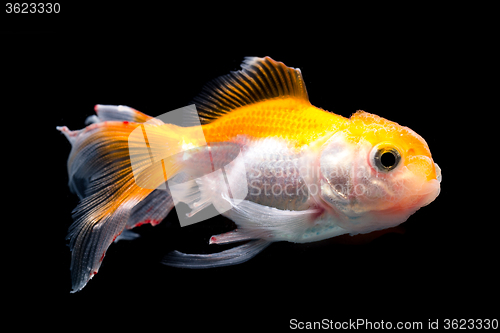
[[222, 195, 320, 242]]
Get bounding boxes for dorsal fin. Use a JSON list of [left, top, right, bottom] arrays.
[[187, 56, 310, 125]]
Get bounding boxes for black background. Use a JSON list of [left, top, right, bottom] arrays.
[[4, 4, 497, 331]]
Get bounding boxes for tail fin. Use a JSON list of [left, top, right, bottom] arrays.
[[58, 105, 184, 292]]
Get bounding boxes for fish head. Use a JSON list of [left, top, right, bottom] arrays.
[[317, 111, 441, 234]]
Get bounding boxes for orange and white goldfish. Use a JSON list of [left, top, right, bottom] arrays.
[[57, 56, 441, 292]]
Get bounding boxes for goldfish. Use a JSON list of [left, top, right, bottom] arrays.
[[57, 56, 441, 292]]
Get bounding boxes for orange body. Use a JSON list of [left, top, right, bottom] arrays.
[[201, 98, 347, 147]]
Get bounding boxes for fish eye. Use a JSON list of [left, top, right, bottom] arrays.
[[371, 145, 401, 172]]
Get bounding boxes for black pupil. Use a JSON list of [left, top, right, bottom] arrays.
[[380, 151, 396, 168]]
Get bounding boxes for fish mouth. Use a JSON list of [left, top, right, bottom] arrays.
[[435, 163, 442, 183]]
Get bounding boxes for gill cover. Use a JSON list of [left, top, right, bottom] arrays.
[[318, 128, 440, 234]]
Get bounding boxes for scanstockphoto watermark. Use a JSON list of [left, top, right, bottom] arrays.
[[289, 318, 499, 330], [289, 318, 423, 330], [246, 159, 380, 182], [248, 178, 369, 198], [245, 161, 385, 199]]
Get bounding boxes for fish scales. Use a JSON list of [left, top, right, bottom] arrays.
[[201, 99, 348, 147], [242, 140, 311, 211]]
